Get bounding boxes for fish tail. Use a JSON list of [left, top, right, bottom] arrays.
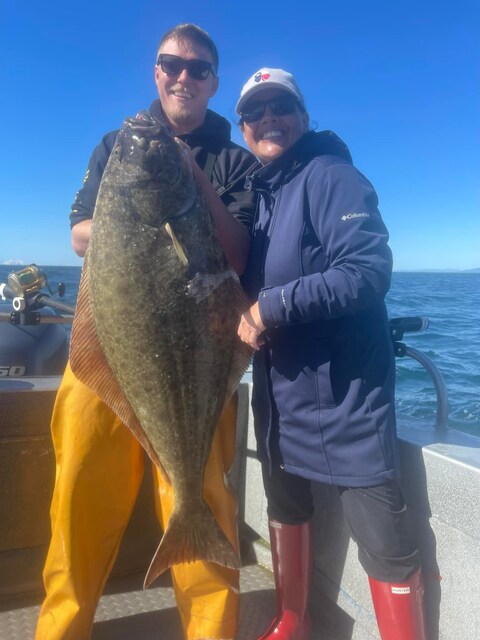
[[143, 502, 240, 588]]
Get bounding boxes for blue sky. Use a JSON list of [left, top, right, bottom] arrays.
[[1, 0, 479, 270]]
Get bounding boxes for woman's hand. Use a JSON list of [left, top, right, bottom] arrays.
[[238, 302, 266, 350]]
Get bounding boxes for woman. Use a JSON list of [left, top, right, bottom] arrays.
[[236, 68, 428, 640]]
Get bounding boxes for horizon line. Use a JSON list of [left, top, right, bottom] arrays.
[[1, 263, 480, 274]]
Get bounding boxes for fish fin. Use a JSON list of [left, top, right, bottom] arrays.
[[224, 281, 255, 401], [143, 501, 240, 588], [69, 251, 169, 482], [164, 222, 189, 266]]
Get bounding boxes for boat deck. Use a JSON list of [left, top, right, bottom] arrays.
[[0, 376, 350, 640], [6, 377, 480, 638], [0, 559, 346, 640]]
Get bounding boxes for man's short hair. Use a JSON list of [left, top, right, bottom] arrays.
[[157, 23, 219, 73]]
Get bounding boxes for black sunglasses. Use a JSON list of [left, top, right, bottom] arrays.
[[240, 96, 299, 123], [156, 54, 215, 81]]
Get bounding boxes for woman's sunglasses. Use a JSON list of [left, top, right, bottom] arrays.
[[156, 54, 215, 81], [240, 96, 300, 123]]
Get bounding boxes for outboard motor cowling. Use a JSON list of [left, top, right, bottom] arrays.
[[0, 308, 69, 376]]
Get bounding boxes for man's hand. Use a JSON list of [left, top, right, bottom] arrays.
[[238, 302, 266, 350]]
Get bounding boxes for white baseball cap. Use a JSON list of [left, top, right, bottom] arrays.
[[236, 68, 305, 115]]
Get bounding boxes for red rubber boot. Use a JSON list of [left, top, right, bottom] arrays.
[[257, 519, 313, 640], [369, 569, 428, 639]]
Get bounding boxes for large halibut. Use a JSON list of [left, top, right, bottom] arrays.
[[70, 112, 252, 588]]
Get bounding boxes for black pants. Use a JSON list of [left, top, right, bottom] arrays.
[[262, 464, 420, 583]]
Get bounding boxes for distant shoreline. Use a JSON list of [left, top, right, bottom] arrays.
[[394, 269, 480, 274], [1, 264, 480, 274]]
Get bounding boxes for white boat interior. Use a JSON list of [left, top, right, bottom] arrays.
[[1, 374, 479, 639]]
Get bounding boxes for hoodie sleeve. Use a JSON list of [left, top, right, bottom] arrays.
[[258, 160, 393, 326], [69, 130, 118, 228], [213, 144, 258, 233]]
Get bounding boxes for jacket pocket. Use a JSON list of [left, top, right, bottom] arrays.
[[314, 359, 336, 409]]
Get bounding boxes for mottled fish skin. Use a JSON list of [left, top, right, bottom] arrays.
[[70, 112, 252, 587]]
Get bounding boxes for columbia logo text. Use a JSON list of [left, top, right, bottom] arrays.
[[341, 212, 370, 221]]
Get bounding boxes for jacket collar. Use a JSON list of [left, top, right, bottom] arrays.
[[245, 130, 353, 192]]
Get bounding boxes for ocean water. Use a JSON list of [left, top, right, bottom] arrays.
[[386, 272, 479, 436], [1, 266, 479, 437]]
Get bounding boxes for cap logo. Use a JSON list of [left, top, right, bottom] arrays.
[[254, 72, 270, 83]]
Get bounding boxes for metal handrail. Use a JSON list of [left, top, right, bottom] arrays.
[[405, 346, 449, 430], [393, 341, 449, 430]]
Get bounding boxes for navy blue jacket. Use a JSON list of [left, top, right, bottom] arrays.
[[243, 130, 398, 487]]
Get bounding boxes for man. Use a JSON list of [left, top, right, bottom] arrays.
[[35, 23, 257, 640]]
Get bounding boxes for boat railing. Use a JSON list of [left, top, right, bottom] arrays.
[[389, 316, 449, 429]]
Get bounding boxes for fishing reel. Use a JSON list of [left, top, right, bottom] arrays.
[[7, 264, 48, 297], [0, 264, 72, 325]]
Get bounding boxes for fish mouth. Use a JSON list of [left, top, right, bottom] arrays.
[[114, 109, 197, 227], [124, 111, 174, 140], [116, 111, 177, 174]]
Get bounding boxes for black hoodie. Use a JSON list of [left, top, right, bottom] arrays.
[[69, 100, 258, 231]]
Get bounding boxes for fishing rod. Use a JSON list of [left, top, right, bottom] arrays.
[[0, 264, 75, 325]]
